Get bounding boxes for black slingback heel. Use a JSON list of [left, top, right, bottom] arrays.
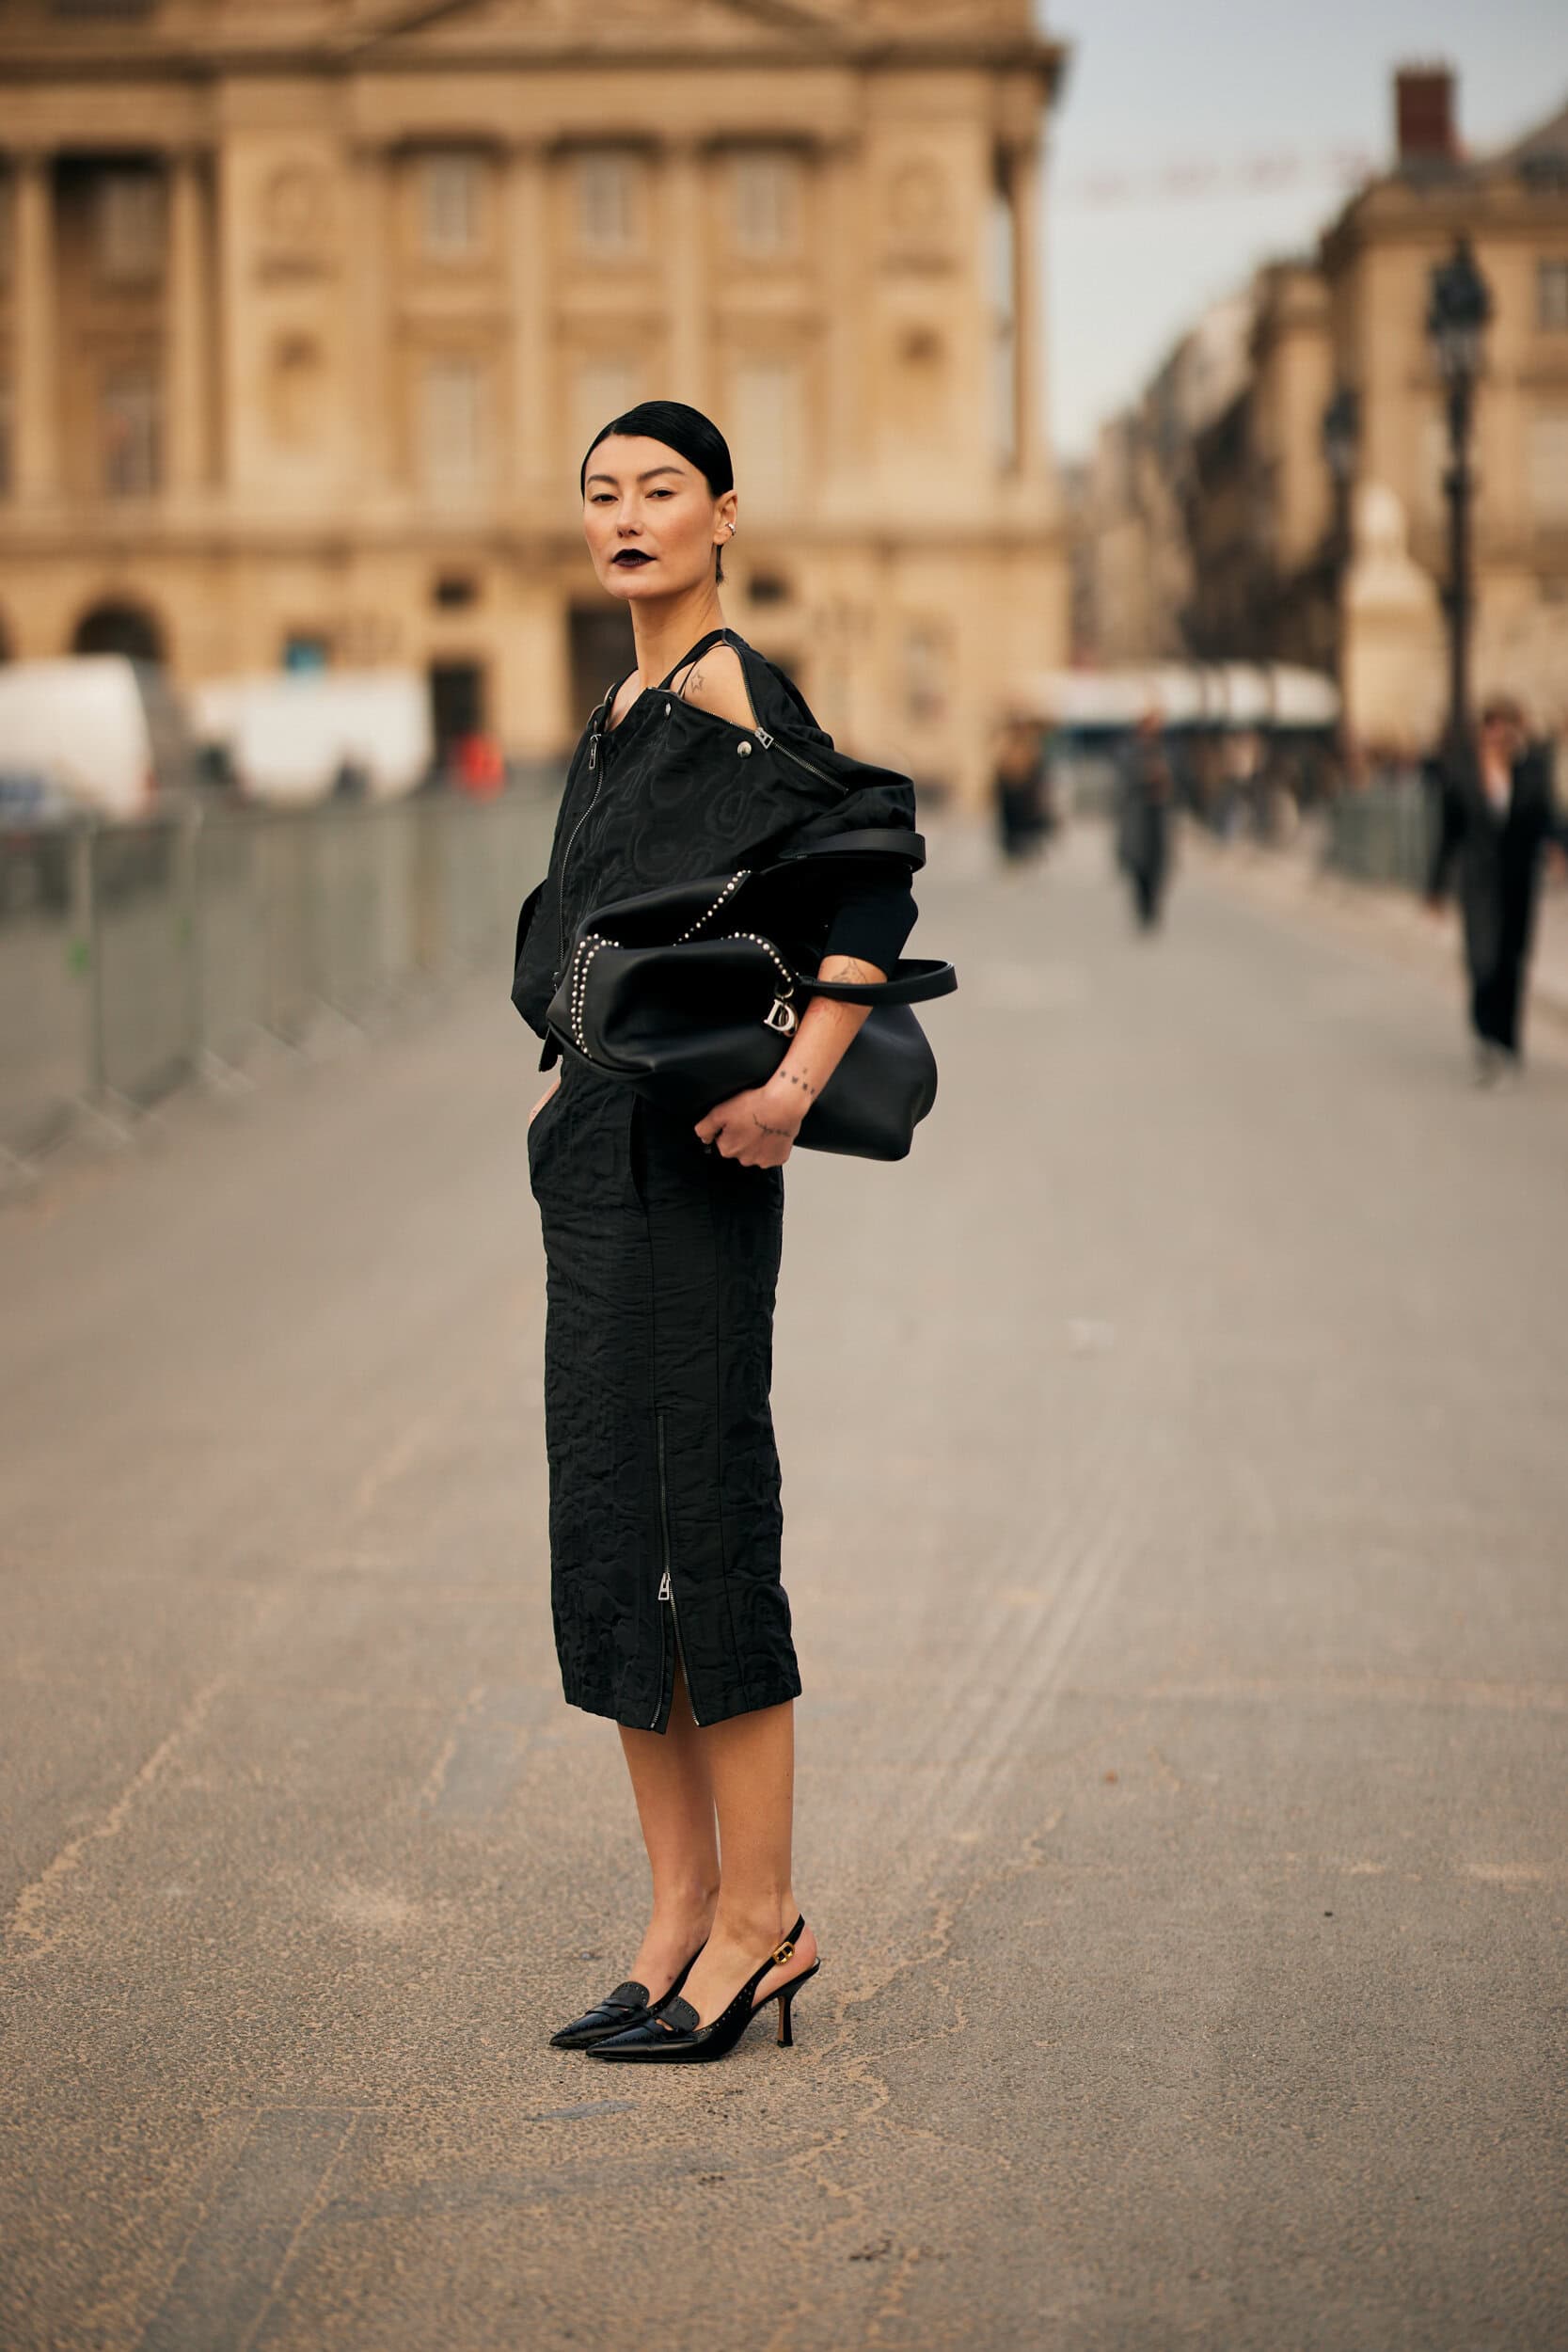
[[548, 1947, 703, 2051], [589, 1915, 817, 2064]]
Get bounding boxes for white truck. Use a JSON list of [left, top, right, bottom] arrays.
[[0, 656, 194, 820], [191, 671, 433, 806]]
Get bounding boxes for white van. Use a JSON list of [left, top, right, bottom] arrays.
[[0, 657, 195, 820], [191, 671, 433, 807]]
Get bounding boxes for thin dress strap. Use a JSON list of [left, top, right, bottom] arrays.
[[657, 627, 734, 694]]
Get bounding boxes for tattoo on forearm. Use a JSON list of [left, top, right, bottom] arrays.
[[776, 1069, 817, 1101]]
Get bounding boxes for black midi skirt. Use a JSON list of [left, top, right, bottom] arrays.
[[527, 1062, 799, 1731]]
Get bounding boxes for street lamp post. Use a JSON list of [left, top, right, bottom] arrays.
[[1320, 384, 1359, 682], [1426, 235, 1493, 760]]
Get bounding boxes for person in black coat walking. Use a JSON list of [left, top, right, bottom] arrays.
[[511, 403, 921, 2063], [1426, 696, 1568, 1082]]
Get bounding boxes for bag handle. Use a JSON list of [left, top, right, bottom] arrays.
[[796, 956, 957, 1007], [777, 828, 926, 870]]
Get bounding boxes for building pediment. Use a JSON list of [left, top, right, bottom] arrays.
[[335, 0, 1042, 62], [338, 0, 854, 61]]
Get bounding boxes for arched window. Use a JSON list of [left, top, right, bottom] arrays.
[[71, 600, 166, 663]]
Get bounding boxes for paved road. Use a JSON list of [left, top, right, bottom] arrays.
[[4, 823, 1565, 2352]]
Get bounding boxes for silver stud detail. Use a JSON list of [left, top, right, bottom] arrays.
[[736, 740, 752, 756]]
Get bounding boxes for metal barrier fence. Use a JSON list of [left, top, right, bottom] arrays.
[[0, 785, 560, 1165], [1324, 776, 1436, 891]]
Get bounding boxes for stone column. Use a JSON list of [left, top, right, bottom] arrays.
[[506, 139, 551, 494], [819, 136, 862, 481], [164, 150, 210, 494], [1007, 139, 1044, 478], [663, 139, 706, 409], [348, 139, 395, 495], [13, 149, 59, 501]]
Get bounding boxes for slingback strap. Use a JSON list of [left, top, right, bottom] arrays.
[[657, 627, 734, 692], [797, 956, 957, 1007], [772, 1915, 806, 1968]]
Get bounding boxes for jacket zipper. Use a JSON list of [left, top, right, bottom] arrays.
[[655, 1412, 701, 1727], [752, 727, 847, 793], [555, 713, 608, 974]]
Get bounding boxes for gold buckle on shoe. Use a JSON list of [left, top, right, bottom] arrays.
[[772, 1938, 796, 1964]]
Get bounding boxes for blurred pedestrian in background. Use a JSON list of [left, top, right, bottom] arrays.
[[991, 713, 1050, 865], [1426, 694, 1568, 1085], [1116, 707, 1176, 930]]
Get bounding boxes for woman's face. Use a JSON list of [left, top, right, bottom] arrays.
[[581, 436, 736, 601]]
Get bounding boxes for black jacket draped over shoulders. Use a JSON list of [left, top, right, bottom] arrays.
[[512, 631, 919, 1060], [515, 629, 922, 1733]]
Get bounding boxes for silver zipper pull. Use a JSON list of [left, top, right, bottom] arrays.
[[588, 731, 599, 771], [754, 727, 773, 748], [657, 1570, 673, 1602]]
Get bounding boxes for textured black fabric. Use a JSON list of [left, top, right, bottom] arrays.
[[823, 877, 917, 972], [513, 634, 917, 1044], [518, 634, 918, 1733]]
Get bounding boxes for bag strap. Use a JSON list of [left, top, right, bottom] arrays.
[[796, 956, 957, 1008], [776, 828, 926, 870]]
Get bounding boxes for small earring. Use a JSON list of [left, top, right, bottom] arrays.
[[726, 523, 736, 537]]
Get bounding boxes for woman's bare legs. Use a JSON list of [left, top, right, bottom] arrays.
[[617, 1666, 721, 1995], [673, 1692, 816, 2025], [617, 1675, 816, 2024]]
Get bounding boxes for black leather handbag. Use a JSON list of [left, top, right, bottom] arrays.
[[539, 832, 957, 1162]]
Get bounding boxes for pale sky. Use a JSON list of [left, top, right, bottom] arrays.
[[1041, 0, 1568, 458]]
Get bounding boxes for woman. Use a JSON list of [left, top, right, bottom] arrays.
[[1427, 697, 1568, 1083], [511, 402, 919, 2062], [991, 714, 1048, 864]]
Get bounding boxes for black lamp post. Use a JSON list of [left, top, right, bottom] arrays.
[[1426, 235, 1492, 758], [1320, 385, 1359, 680]]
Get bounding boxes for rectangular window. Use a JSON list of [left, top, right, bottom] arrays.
[[1539, 260, 1568, 334], [420, 356, 485, 494], [577, 151, 639, 257], [732, 151, 800, 260], [101, 366, 160, 495], [732, 358, 803, 501], [574, 357, 640, 461], [421, 152, 482, 259], [1528, 408, 1568, 522], [98, 171, 165, 284]]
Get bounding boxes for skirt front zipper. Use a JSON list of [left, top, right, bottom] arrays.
[[655, 1412, 700, 1727]]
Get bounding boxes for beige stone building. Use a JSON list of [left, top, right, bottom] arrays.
[[0, 0, 1068, 803], [1071, 288, 1251, 667], [1320, 73, 1568, 746], [1071, 70, 1568, 750]]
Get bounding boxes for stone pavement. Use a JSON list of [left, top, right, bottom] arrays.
[[1187, 813, 1568, 1038], [3, 821, 1565, 2352]]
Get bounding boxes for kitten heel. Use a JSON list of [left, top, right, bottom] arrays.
[[774, 1958, 820, 2046]]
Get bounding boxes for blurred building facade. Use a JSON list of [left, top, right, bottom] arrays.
[[1071, 70, 1568, 751], [0, 0, 1067, 800]]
